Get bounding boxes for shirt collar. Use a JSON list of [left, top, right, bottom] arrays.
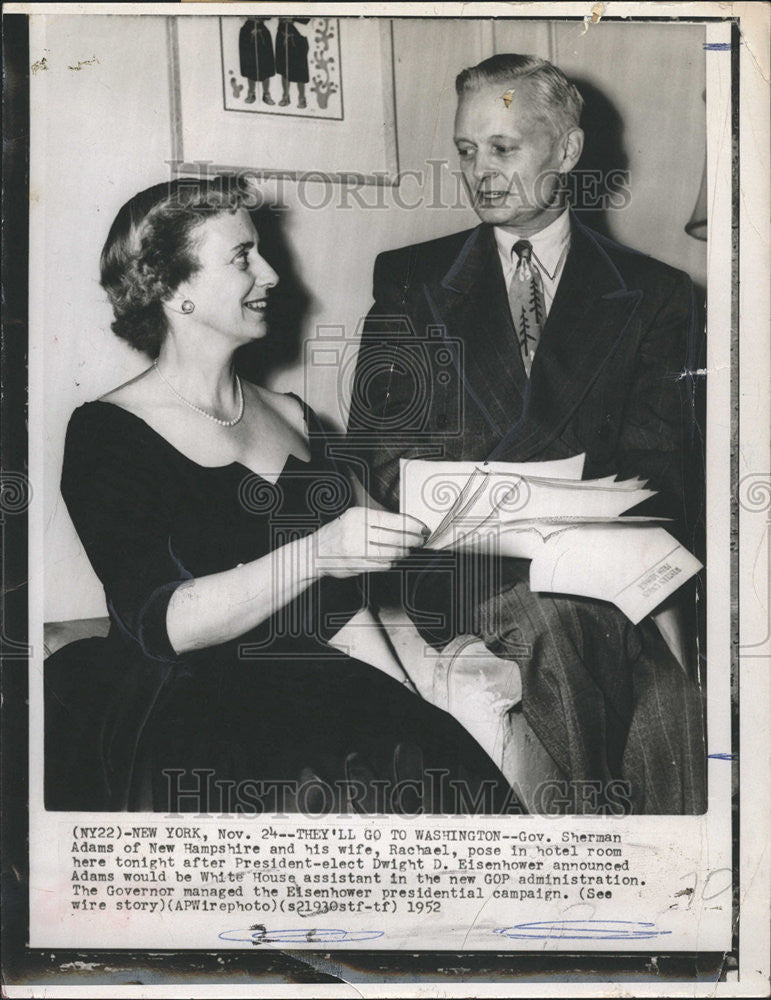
[[494, 208, 572, 280]]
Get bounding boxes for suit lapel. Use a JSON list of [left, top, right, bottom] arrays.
[[423, 226, 526, 440], [488, 216, 644, 461]]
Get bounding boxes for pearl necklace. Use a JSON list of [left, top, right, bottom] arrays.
[[153, 362, 244, 427]]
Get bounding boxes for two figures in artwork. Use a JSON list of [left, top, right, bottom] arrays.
[[233, 17, 338, 112]]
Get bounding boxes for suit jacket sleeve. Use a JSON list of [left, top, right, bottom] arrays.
[[614, 268, 703, 544], [346, 250, 437, 511]]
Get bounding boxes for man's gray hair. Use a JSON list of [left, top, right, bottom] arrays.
[[456, 53, 584, 135]]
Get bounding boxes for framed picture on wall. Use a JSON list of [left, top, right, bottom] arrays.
[[168, 15, 399, 184]]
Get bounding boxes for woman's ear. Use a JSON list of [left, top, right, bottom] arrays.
[[164, 293, 196, 316]]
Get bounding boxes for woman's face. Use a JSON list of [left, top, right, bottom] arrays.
[[175, 208, 279, 345]]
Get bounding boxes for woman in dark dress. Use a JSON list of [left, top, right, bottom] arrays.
[[238, 17, 275, 105], [44, 178, 515, 815], [276, 17, 310, 108]]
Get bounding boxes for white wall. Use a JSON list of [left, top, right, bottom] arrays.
[[37, 15, 706, 621]]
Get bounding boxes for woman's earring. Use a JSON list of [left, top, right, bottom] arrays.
[[181, 300, 195, 314]]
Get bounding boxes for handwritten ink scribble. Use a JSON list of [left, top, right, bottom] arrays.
[[219, 927, 384, 945], [708, 752, 737, 761], [494, 920, 672, 941]]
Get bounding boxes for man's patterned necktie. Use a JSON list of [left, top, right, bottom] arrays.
[[508, 239, 546, 377]]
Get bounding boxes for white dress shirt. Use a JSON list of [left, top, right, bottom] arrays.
[[494, 208, 572, 318]]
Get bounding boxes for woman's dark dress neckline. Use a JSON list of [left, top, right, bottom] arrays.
[[89, 394, 312, 484], [45, 395, 513, 813]]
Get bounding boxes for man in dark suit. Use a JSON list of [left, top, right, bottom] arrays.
[[347, 54, 706, 814]]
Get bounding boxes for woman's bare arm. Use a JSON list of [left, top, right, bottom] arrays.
[[166, 507, 427, 654]]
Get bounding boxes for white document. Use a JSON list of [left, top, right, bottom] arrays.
[[529, 524, 704, 624], [400, 457, 701, 621], [399, 453, 586, 533]]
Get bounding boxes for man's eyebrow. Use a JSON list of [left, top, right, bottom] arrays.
[[229, 240, 255, 253]]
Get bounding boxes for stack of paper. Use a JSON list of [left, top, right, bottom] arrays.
[[400, 456, 702, 624]]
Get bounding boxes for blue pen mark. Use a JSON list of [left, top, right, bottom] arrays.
[[703, 42, 732, 51], [494, 920, 672, 941], [708, 752, 737, 761], [219, 927, 384, 945]]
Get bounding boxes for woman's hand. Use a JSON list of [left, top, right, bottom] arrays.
[[313, 507, 429, 579]]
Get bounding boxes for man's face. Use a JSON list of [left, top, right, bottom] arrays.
[[454, 79, 579, 232]]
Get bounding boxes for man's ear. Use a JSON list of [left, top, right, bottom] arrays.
[[560, 127, 584, 173]]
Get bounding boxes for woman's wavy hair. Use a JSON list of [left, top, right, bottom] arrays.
[[100, 176, 250, 358]]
